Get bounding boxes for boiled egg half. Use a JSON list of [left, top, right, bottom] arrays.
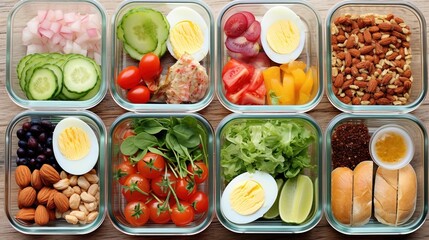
[[220, 170, 278, 224], [166, 6, 209, 62], [261, 6, 306, 64], [53, 117, 99, 175]]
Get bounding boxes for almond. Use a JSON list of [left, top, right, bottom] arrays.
[[65, 215, 79, 224], [387, 52, 399, 61], [69, 193, 81, 210], [376, 97, 392, 105], [342, 79, 353, 90], [362, 93, 371, 101], [87, 211, 99, 223], [339, 96, 352, 104], [372, 32, 382, 40], [336, 52, 346, 60], [78, 176, 90, 191], [352, 97, 361, 105], [382, 74, 393, 85], [15, 165, 31, 188], [367, 79, 378, 93], [54, 192, 70, 213], [333, 73, 344, 88], [394, 17, 404, 24], [379, 37, 392, 46], [374, 91, 385, 99], [18, 186, 36, 208], [48, 209, 56, 221], [402, 69, 412, 78], [81, 192, 96, 203], [354, 81, 367, 89], [368, 26, 379, 33], [53, 178, 70, 191], [31, 169, 43, 190], [360, 45, 374, 55], [348, 49, 360, 58], [84, 173, 99, 184], [40, 164, 61, 185], [345, 52, 352, 67], [47, 191, 56, 209], [363, 29, 372, 44], [378, 22, 392, 31], [337, 35, 346, 43], [16, 208, 35, 222], [37, 186, 53, 205], [346, 35, 356, 49], [35, 205, 49, 226]]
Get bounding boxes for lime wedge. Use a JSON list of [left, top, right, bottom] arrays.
[[263, 178, 284, 219], [279, 174, 314, 224]]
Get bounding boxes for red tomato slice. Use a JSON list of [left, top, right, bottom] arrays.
[[247, 69, 263, 91], [243, 20, 261, 42], [240, 11, 256, 28], [222, 58, 242, 77], [224, 12, 248, 38], [253, 79, 267, 98], [240, 92, 265, 105], [225, 83, 249, 104], [222, 64, 250, 93]]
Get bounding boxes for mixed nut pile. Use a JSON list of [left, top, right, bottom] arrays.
[[15, 164, 100, 226], [331, 13, 412, 105]]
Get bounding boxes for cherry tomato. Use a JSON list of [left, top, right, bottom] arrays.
[[127, 85, 150, 104], [170, 201, 194, 226], [139, 53, 161, 81], [175, 177, 197, 201], [188, 191, 209, 214], [151, 170, 177, 198], [137, 152, 165, 179], [114, 157, 137, 185], [224, 12, 248, 38], [122, 129, 135, 140], [124, 201, 150, 226], [148, 199, 171, 224], [187, 161, 209, 184], [122, 173, 150, 202], [117, 66, 141, 90]]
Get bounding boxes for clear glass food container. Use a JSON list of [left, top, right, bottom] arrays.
[[325, 0, 427, 113], [216, 1, 323, 113], [107, 112, 214, 235], [4, 110, 106, 234], [216, 113, 323, 233], [110, 0, 214, 112], [324, 113, 428, 234], [6, 0, 108, 110]]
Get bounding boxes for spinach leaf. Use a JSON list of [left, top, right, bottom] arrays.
[[140, 119, 167, 134], [120, 136, 139, 156], [134, 132, 158, 150], [172, 124, 200, 148]]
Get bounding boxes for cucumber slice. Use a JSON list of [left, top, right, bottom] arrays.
[[120, 8, 169, 59], [17, 54, 35, 80], [43, 64, 63, 98], [62, 58, 98, 93], [123, 43, 144, 61], [61, 85, 87, 99], [78, 77, 101, 101], [27, 68, 57, 100]]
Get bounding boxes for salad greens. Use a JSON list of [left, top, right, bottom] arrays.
[[220, 119, 315, 182], [120, 117, 208, 177]]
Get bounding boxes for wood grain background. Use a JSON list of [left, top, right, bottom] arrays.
[[1, 0, 429, 239]]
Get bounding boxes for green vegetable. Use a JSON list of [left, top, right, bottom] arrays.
[[220, 119, 315, 182], [120, 117, 208, 177]]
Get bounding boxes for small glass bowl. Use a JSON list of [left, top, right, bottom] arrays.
[[216, 0, 323, 113], [4, 110, 106, 235], [6, 0, 108, 110], [369, 124, 414, 170], [325, 113, 428, 234], [325, 0, 427, 113], [216, 113, 323, 233], [110, 0, 215, 112], [107, 112, 214, 235]]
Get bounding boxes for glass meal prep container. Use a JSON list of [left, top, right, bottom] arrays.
[[215, 113, 323, 233], [325, 0, 427, 113], [324, 113, 428, 235], [6, 0, 108, 110], [4, 110, 106, 235], [216, 0, 323, 113], [107, 112, 214, 235], [110, 0, 215, 112]]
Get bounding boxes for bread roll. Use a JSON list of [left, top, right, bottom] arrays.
[[352, 161, 373, 226], [374, 167, 398, 225], [331, 167, 353, 225], [396, 164, 417, 225]]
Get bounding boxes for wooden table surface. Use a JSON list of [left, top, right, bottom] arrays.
[[1, 0, 429, 239]]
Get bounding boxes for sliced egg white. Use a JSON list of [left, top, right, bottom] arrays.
[[260, 6, 306, 64], [220, 170, 278, 224], [166, 6, 209, 62], [53, 117, 99, 175]]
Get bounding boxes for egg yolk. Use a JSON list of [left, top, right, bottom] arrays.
[[58, 126, 90, 161], [267, 20, 300, 54], [374, 131, 407, 164], [229, 180, 265, 215], [170, 20, 204, 58]]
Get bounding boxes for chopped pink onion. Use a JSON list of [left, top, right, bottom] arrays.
[[27, 44, 46, 54], [63, 12, 76, 23], [69, 19, 81, 32], [39, 28, 54, 39], [54, 10, 63, 20], [86, 28, 98, 38], [26, 17, 39, 34], [46, 10, 56, 21], [50, 21, 61, 33], [39, 19, 51, 30], [37, 10, 47, 22]]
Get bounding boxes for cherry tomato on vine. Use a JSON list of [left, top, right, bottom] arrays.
[[114, 157, 137, 185], [127, 85, 150, 104], [148, 199, 171, 224], [124, 201, 150, 226], [175, 177, 197, 201], [139, 53, 161, 81], [188, 191, 209, 214], [170, 201, 195, 226], [122, 173, 150, 202], [151, 170, 177, 198], [137, 152, 165, 179], [117, 66, 141, 90], [187, 161, 209, 184]]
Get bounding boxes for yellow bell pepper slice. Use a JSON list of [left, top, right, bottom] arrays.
[[282, 73, 295, 104], [263, 67, 281, 105], [297, 69, 314, 104], [291, 68, 306, 94]]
